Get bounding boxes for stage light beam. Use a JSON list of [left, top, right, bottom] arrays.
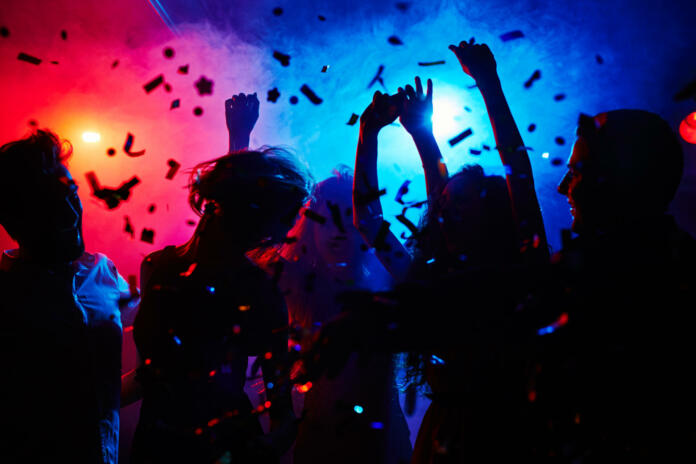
[[82, 131, 101, 143]]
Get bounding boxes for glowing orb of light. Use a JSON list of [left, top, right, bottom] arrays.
[[82, 131, 101, 143], [432, 96, 461, 138], [679, 112, 696, 144]]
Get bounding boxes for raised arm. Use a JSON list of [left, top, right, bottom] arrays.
[[398, 76, 449, 203], [353, 91, 412, 282], [449, 41, 549, 260], [225, 93, 259, 152]]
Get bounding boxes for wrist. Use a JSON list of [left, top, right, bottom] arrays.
[[409, 126, 435, 140]]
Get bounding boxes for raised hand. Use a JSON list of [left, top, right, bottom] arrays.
[[398, 76, 433, 135], [448, 40, 497, 82], [226, 93, 259, 151], [359, 90, 403, 135]]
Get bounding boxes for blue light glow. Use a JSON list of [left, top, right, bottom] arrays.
[[353, 405, 364, 414]]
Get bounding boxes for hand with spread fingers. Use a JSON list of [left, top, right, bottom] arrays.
[[398, 76, 434, 135], [359, 90, 403, 136]]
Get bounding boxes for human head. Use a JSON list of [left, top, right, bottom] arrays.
[[417, 164, 518, 267], [0, 129, 84, 265], [557, 110, 684, 234], [188, 146, 311, 250]]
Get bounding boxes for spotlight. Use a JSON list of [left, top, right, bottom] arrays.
[[679, 112, 696, 144], [432, 97, 460, 137], [82, 131, 101, 143]]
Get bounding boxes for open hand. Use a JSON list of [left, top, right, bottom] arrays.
[[360, 90, 403, 135], [225, 93, 259, 137], [398, 76, 433, 135], [448, 40, 497, 81]]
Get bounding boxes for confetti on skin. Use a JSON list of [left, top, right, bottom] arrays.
[[388, 36, 403, 45], [124, 133, 146, 157], [300, 84, 323, 104], [448, 128, 473, 146], [140, 228, 154, 244], [418, 60, 445, 66], [124, 216, 135, 238], [194, 76, 214, 96], [346, 113, 359, 125], [554, 93, 566, 101], [267, 87, 280, 102], [524, 69, 541, 88], [163, 47, 175, 58], [500, 30, 524, 41], [177, 64, 189, 74], [303, 209, 326, 224], [165, 159, 180, 179], [143, 74, 164, 94], [289, 96, 298, 105], [170, 99, 180, 109], [107, 148, 116, 156], [17, 52, 41, 65], [273, 50, 291, 67], [395, 180, 411, 204], [193, 106, 203, 116]]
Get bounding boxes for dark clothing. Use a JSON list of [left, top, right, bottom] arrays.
[[131, 246, 290, 464], [529, 216, 696, 462], [0, 251, 130, 464]]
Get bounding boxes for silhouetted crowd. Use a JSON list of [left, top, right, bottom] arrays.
[[1, 40, 694, 464]]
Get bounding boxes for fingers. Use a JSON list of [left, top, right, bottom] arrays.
[[405, 84, 416, 100], [426, 78, 433, 100], [415, 76, 423, 95], [225, 98, 234, 108]]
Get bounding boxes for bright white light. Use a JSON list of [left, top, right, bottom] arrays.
[[82, 131, 101, 143], [432, 97, 461, 138], [542, 152, 550, 159]]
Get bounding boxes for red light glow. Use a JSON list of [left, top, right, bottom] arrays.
[[679, 112, 696, 144]]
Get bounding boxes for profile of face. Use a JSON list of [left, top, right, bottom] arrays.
[[23, 163, 85, 263], [557, 136, 595, 233]]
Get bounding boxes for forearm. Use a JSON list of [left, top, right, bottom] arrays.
[[120, 367, 143, 407], [228, 133, 250, 152], [410, 129, 448, 199], [353, 129, 384, 237]]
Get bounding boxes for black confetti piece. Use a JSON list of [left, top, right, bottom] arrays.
[[148, 204, 156, 213], [346, 113, 359, 125], [326, 201, 346, 233], [528, 123, 536, 132], [289, 96, 298, 105], [388, 36, 403, 45], [553, 93, 566, 101], [124, 216, 134, 238], [143, 74, 164, 93], [272, 7, 283, 15], [318, 15, 326, 21], [482, 144, 491, 150], [395, 2, 410, 11], [418, 60, 445, 66], [374, 220, 392, 251], [355, 188, 387, 206], [524, 69, 541, 88], [164, 83, 172, 92], [555, 136, 565, 145], [395, 180, 411, 204], [193, 107, 203, 116], [140, 228, 154, 244], [50, 61, 59, 65], [107, 148, 116, 156], [674, 78, 696, 101], [303, 209, 326, 224], [124, 133, 146, 157], [267, 87, 280, 102], [464, 106, 472, 112], [111, 60, 119, 68], [595, 54, 604, 64], [396, 213, 419, 235], [170, 99, 180, 109], [17, 52, 41, 65], [163, 47, 175, 58], [448, 128, 473, 147], [500, 30, 524, 41], [165, 159, 180, 179], [186, 219, 196, 226], [85, 172, 140, 209], [195, 76, 214, 96], [551, 158, 564, 166], [0, 26, 9, 38], [368, 65, 386, 91], [28, 119, 38, 126], [177, 64, 189, 74], [60, 30, 67, 40], [470, 148, 482, 155], [300, 84, 323, 104], [273, 50, 290, 67], [321, 65, 329, 72]]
